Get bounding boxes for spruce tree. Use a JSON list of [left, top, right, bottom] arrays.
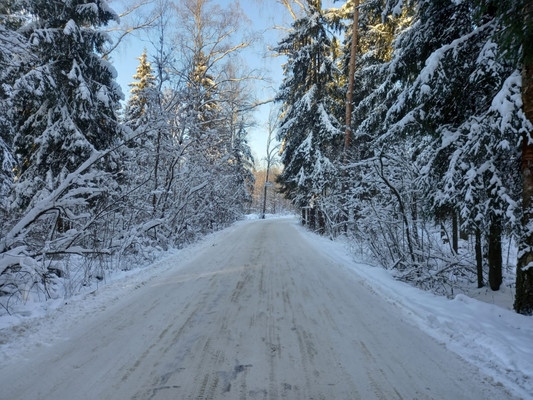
[[0, 0, 24, 201], [374, 0, 523, 289], [124, 48, 156, 127], [122, 48, 163, 218], [276, 1, 343, 218], [9, 0, 124, 209]]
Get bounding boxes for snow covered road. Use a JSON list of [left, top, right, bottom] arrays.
[[0, 219, 514, 399]]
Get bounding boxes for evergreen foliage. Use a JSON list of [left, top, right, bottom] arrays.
[[125, 49, 156, 127], [1, 0, 532, 316], [8, 0, 124, 209], [117, 0, 254, 251], [276, 1, 343, 213], [0, 0, 127, 306], [0, 0, 256, 310], [0, 0, 25, 202], [276, 0, 533, 311]]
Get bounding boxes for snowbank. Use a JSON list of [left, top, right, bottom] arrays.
[[296, 222, 533, 399]]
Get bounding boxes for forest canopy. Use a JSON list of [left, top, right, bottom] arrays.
[[274, 0, 533, 314], [1, 0, 533, 315]]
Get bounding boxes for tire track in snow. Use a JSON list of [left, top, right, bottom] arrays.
[[0, 219, 516, 400]]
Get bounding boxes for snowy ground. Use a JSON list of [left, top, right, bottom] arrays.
[[0, 216, 531, 399], [303, 222, 533, 399]]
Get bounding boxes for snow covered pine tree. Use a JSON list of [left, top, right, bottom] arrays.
[[276, 0, 343, 231], [10, 0, 124, 208], [0, 0, 126, 303]]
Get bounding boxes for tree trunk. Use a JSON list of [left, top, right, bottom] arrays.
[[452, 210, 459, 254], [379, 154, 416, 263], [318, 209, 325, 235], [262, 162, 271, 219], [459, 214, 469, 240], [440, 221, 447, 243], [515, 10, 533, 312], [310, 207, 316, 231], [152, 129, 161, 215], [488, 216, 502, 291], [475, 227, 484, 288], [340, 1, 360, 231], [343, 0, 359, 157], [411, 195, 420, 247], [261, 184, 268, 219]]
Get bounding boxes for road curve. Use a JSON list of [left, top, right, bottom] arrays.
[[0, 219, 513, 399]]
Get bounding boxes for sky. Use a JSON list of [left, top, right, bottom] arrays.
[[109, 0, 301, 166]]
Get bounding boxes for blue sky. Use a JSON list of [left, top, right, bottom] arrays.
[[110, 0, 336, 165]]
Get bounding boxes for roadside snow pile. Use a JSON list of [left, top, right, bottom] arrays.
[[297, 222, 533, 399]]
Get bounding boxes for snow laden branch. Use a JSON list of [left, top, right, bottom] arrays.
[[376, 151, 416, 264], [102, 0, 162, 59], [1, 151, 104, 256], [0, 144, 132, 309]]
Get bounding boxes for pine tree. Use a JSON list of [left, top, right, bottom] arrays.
[[125, 48, 156, 127], [0, 0, 25, 201], [339, 0, 410, 232], [9, 0, 124, 209], [171, 0, 255, 230], [122, 48, 166, 220], [370, 0, 523, 289], [276, 0, 343, 222], [116, 0, 256, 246], [0, 0, 129, 300], [336, 0, 526, 292]]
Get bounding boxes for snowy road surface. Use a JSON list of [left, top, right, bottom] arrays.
[[0, 219, 514, 399]]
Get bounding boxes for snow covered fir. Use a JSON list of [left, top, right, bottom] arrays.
[[1, 0, 533, 398]]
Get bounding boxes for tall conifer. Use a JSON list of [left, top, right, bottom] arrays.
[[276, 1, 342, 213], [9, 0, 124, 209], [125, 49, 156, 127]]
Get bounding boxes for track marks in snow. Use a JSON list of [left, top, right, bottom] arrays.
[[0, 219, 515, 400]]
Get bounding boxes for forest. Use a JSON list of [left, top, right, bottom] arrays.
[[274, 0, 533, 315], [0, 0, 257, 312], [1, 0, 533, 316]]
